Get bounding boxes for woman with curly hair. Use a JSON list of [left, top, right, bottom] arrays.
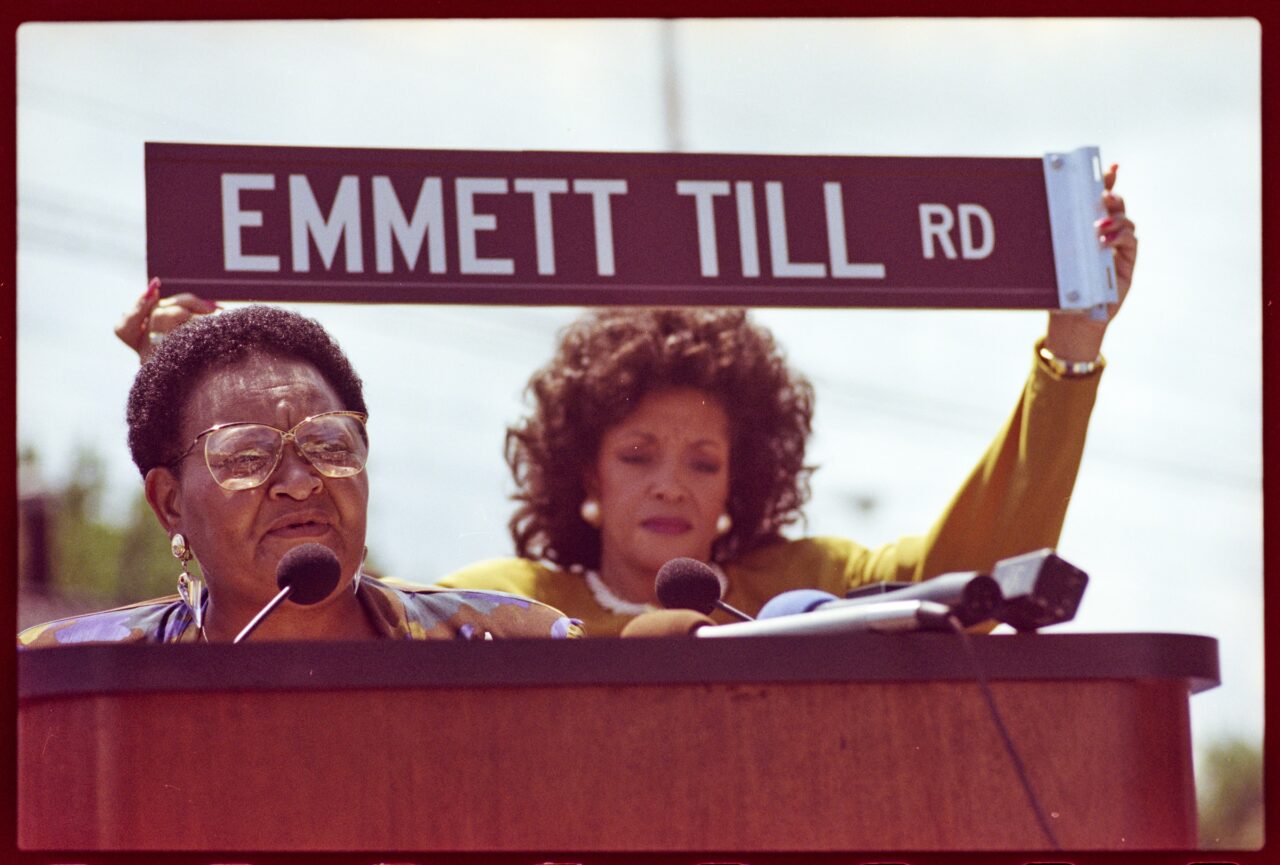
[[432, 166, 1137, 635]]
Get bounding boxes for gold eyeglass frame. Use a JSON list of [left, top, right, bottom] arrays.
[[170, 410, 370, 491]]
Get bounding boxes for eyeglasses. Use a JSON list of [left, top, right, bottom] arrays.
[[172, 410, 369, 491]]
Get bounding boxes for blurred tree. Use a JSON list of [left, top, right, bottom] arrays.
[[50, 445, 124, 599], [1197, 737, 1263, 849], [30, 444, 175, 605], [117, 488, 185, 600], [18, 445, 53, 591]]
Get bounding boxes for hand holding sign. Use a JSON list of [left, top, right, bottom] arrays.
[[125, 145, 1138, 368], [1043, 164, 1138, 362]]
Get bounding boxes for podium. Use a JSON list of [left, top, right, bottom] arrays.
[[18, 632, 1218, 852]]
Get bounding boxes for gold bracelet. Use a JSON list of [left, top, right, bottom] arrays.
[[1038, 343, 1103, 378]]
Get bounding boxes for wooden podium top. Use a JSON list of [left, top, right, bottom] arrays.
[[20, 630, 1220, 698]]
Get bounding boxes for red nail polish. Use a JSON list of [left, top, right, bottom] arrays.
[[1098, 217, 1115, 228]]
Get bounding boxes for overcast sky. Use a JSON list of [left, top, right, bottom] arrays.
[[15, 18, 1262, 767]]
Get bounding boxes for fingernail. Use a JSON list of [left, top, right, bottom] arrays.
[[144, 278, 159, 299], [1097, 217, 1115, 228]]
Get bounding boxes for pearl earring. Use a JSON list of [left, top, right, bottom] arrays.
[[172, 533, 204, 630], [580, 498, 602, 528], [715, 513, 733, 536]]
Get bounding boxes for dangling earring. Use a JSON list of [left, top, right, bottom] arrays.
[[580, 498, 602, 528], [715, 513, 733, 537], [172, 533, 203, 630]]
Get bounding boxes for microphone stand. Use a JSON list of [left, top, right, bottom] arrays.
[[697, 599, 952, 638], [234, 585, 293, 644]]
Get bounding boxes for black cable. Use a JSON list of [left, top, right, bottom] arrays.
[[943, 614, 1061, 850]]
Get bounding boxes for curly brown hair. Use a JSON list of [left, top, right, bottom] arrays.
[[506, 308, 815, 571]]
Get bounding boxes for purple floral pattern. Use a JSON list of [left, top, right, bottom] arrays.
[[19, 577, 583, 647]]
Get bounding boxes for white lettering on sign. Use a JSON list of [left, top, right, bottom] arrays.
[[225, 173, 1013, 281], [919, 204, 957, 260], [824, 182, 886, 279], [222, 174, 280, 272], [766, 182, 825, 278], [456, 177, 514, 275], [290, 175, 363, 273], [735, 181, 760, 277], [958, 203, 995, 259], [221, 174, 632, 278], [514, 178, 570, 275], [373, 176, 446, 274], [676, 180, 731, 277], [573, 179, 628, 277], [919, 203, 995, 260], [676, 179, 885, 279]]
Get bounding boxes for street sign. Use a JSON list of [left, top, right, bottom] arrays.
[[146, 142, 1114, 313]]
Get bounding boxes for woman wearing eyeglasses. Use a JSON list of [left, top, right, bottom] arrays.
[[19, 305, 581, 646]]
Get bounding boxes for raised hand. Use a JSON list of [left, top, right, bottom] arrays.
[[114, 278, 219, 362], [1043, 163, 1138, 361]]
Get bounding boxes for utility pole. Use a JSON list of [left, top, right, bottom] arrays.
[[661, 20, 683, 152]]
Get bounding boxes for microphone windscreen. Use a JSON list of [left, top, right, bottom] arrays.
[[276, 543, 342, 606], [654, 557, 721, 614], [620, 609, 716, 637], [757, 588, 840, 619]]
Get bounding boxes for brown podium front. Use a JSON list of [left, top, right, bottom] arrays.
[[18, 631, 1218, 852]]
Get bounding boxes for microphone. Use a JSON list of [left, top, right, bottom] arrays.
[[620, 602, 948, 639], [754, 549, 1088, 632], [620, 609, 716, 637], [233, 543, 343, 643], [990, 549, 1088, 632], [759, 572, 1004, 628], [654, 557, 754, 621], [697, 599, 953, 638]]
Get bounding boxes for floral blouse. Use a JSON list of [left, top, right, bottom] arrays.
[[18, 574, 584, 647]]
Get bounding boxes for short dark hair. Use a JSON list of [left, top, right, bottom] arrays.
[[506, 307, 815, 570], [126, 305, 367, 477]]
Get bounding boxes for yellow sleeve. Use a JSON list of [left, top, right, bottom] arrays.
[[431, 557, 548, 597], [722, 344, 1101, 621], [902, 341, 1103, 583]]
